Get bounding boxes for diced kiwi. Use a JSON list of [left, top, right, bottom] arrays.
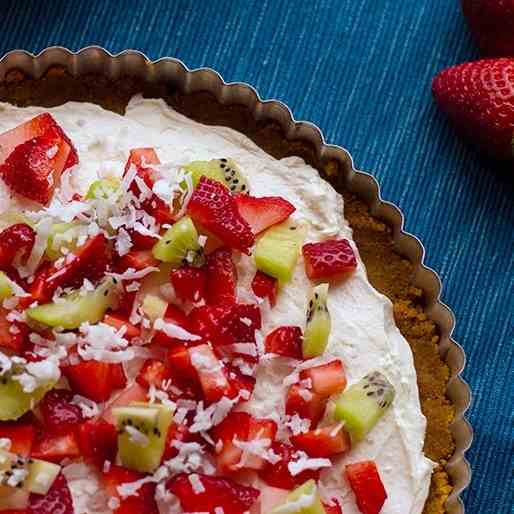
[[113, 402, 173, 473], [184, 158, 250, 193], [270, 480, 326, 514], [302, 283, 331, 358], [141, 294, 167, 322], [45, 223, 80, 260], [27, 278, 117, 330], [0, 272, 13, 300], [255, 221, 305, 283], [85, 177, 120, 200], [0, 449, 60, 495], [152, 216, 202, 267], [333, 371, 395, 442]]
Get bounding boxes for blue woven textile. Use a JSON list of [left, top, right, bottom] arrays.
[[0, 0, 513, 512]]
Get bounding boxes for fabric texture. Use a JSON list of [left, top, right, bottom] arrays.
[[0, 0, 513, 512]]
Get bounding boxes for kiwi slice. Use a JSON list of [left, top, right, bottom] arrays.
[[255, 221, 305, 283], [27, 278, 117, 330], [45, 222, 81, 260], [152, 216, 202, 267], [270, 480, 326, 514], [85, 177, 120, 200], [0, 449, 60, 495], [333, 371, 395, 442], [0, 272, 13, 300], [184, 158, 250, 193], [113, 402, 173, 473], [302, 283, 331, 358]]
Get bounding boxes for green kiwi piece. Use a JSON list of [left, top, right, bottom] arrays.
[[113, 403, 173, 473], [27, 278, 117, 330], [270, 479, 327, 514], [45, 223, 81, 261], [254, 221, 305, 283], [85, 177, 121, 200], [184, 158, 250, 193], [152, 216, 202, 267], [0, 272, 13, 301], [302, 283, 331, 358], [333, 371, 395, 442]]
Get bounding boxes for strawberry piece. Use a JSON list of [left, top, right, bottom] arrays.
[[113, 284, 137, 317], [230, 304, 261, 343], [31, 430, 80, 462], [235, 194, 295, 235], [205, 247, 237, 305], [28, 473, 73, 514], [103, 313, 141, 338], [345, 461, 387, 514], [188, 177, 255, 254], [152, 304, 193, 347], [0, 306, 28, 353], [64, 359, 115, 402], [265, 326, 303, 359], [39, 389, 83, 434], [136, 359, 172, 389], [170, 265, 206, 303], [226, 364, 256, 400], [285, 384, 327, 429], [0, 223, 36, 270], [290, 424, 351, 458], [78, 418, 118, 467], [102, 383, 148, 425], [299, 360, 347, 397], [188, 304, 234, 346], [258, 441, 320, 489], [127, 228, 159, 251], [103, 465, 159, 514], [168, 473, 259, 514], [0, 418, 35, 456], [251, 270, 278, 306], [162, 422, 201, 461], [432, 58, 514, 160], [110, 363, 127, 389], [115, 249, 159, 272], [302, 239, 357, 280], [323, 500, 344, 514], [166, 342, 198, 381]]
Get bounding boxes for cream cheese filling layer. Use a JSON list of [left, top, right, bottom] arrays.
[[0, 97, 435, 514]]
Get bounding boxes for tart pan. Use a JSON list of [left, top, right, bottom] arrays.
[[0, 46, 473, 514]]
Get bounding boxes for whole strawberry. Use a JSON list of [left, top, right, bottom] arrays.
[[432, 58, 514, 160], [462, 0, 514, 56]]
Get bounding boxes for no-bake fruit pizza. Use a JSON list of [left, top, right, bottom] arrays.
[[0, 71, 455, 514]]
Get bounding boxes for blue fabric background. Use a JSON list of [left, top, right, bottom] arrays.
[[0, 0, 512, 512]]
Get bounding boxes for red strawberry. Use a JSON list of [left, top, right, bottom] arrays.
[[0, 418, 35, 456], [188, 304, 234, 346], [265, 326, 303, 359], [152, 304, 193, 347], [170, 265, 206, 303], [39, 389, 83, 434], [127, 228, 159, 251], [345, 461, 387, 514], [102, 383, 148, 425], [462, 0, 514, 57], [78, 419, 118, 467], [124, 148, 161, 172], [28, 473, 73, 514], [103, 313, 141, 339], [205, 247, 237, 305], [290, 424, 351, 458], [323, 500, 344, 514], [285, 384, 326, 429], [302, 239, 357, 280], [110, 363, 127, 389], [167, 473, 259, 514], [0, 223, 36, 270], [188, 177, 255, 254], [230, 303, 261, 343], [115, 249, 159, 272], [0, 306, 28, 353], [258, 441, 320, 489], [136, 359, 172, 389], [299, 360, 347, 397], [226, 364, 256, 399], [432, 58, 514, 160], [251, 270, 278, 306], [64, 359, 116, 402], [235, 194, 295, 234], [103, 465, 159, 514], [113, 285, 137, 317], [31, 430, 80, 462], [162, 422, 199, 461]]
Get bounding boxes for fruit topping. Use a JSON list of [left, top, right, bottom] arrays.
[[185, 158, 250, 193], [39, 389, 83, 434], [64, 359, 119, 403], [205, 247, 237, 305], [270, 479, 327, 514], [302, 239, 357, 280], [0, 224, 36, 271], [27, 472, 73, 514], [85, 177, 120, 200], [77, 418, 118, 467], [345, 460, 387, 514], [0, 417, 35, 456], [290, 424, 351, 458], [265, 326, 303, 359], [170, 264, 206, 303], [285, 384, 326, 430], [31, 429, 80, 463], [0, 306, 29, 353], [303, 283, 331, 358], [251, 269, 278, 306], [299, 360, 346, 397]]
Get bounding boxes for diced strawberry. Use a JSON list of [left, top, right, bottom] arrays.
[[103, 465, 159, 514], [226, 364, 256, 400], [162, 422, 200, 462], [245, 417, 278, 470], [30, 233, 111, 303], [235, 194, 295, 235], [188, 304, 234, 346], [285, 384, 326, 429], [290, 424, 351, 458], [64, 359, 114, 402], [265, 326, 303, 359], [39, 389, 83, 434], [124, 148, 161, 172], [110, 363, 127, 389], [28, 473, 73, 514], [302, 239, 357, 280], [168, 473, 259, 514], [170, 265, 207, 303], [230, 304, 261, 343], [0, 223, 36, 270], [205, 247, 237, 305], [166, 342, 197, 381], [115, 249, 159, 272], [0, 306, 28, 353], [258, 442, 320, 489], [78, 418, 118, 467], [31, 430, 80, 463], [251, 270, 278, 306], [152, 304, 193, 347], [188, 177, 255, 254], [345, 461, 387, 514], [103, 313, 141, 339], [0, 133, 70, 205], [113, 284, 137, 317], [136, 359, 172, 389], [127, 228, 159, 250], [299, 360, 347, 397], [323, 500, 344, 514], [102, 383, 148, 425], [0, 418, 35, 456]]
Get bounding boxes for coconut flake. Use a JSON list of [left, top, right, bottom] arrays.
[[288, 451, 331, 476], [154, 318, 202, 342]]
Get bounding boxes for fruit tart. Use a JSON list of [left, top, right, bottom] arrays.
[[0, 95, 436, 514]]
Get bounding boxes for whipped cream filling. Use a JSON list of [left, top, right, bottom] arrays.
[[0, 97, 435, 514]]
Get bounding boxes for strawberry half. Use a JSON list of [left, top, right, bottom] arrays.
[[78, 418, 118, 467], [345, 461, 387, 514], [39, 388, 83, 434], [188, 176, 255, 254], [235, 194, 295, 235], [28, 473, 73, 514], [205, 247, 237, 305], [265, 326, 303, 359], [251, 270, 278, 306], [299, 360, 347, 397], [302, 239, 357, 280], [167, 472, 260, 514], [170, 264, 207, 303], [0, 223, 36, 270], [290, 424, 351, 458]]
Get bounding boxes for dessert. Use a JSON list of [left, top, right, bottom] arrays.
[[0, 95, 437, 514]]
